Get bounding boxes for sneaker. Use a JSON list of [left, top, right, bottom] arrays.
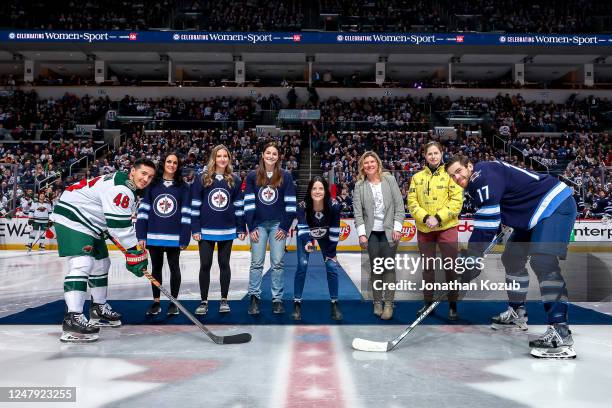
[[491, 306, 528, 331], [417, 301, 434, 317], [195, 301, 208, 315], [273, 301, 285, 314], [60, 312, 99, 343], [381, 302, 394, 320], [373, 301, 383, 317], [89, 302, 122, 327], [146, 302, 161, 316], [248, 295, 260, 315], [167, 303, 179, 316], [219, 299, 230, 313], [331, 301, 343, 321], [292, 300, 302, 321]]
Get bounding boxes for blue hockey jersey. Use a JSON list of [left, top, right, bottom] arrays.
[[136, 180, 191, 247], [190, 174, 245, 241], [296, 200, 342, 259], [467, 161, 572, 248], [244, 170, 297, 233]]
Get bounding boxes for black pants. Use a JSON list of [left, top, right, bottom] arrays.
[[148, 246, 181, 299], [198, 240, 233, 300], [367, 231, 398, 302]]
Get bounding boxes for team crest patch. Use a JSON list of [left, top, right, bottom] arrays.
[[470, 170, 482, 183], [153, 194, 177, 218], [208, 188, 230, 211], [258, 186, 278, 205], [82, 245, 93, 254], [310, 227, 328, 239]]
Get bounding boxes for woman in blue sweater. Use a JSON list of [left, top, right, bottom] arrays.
[[191, 144, 245, 315], [244, 142, 297, 315], [293, 176, 344, 321], [136, 152, 191, 316]]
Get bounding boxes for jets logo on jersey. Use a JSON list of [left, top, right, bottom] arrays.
[[310, 227, 328, 239], [258, 186, 278, 205], [153, 194, 177, 218], [208, 188, 230, 211]]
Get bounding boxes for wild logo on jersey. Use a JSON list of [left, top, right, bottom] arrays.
[[208, 188, 230, 211], [258, 185, 278, 205], [153, 194, 177, 218]]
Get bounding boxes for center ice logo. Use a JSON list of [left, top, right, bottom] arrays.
[[258, 186, 278, 205], [208, 188, 230, 211], [153, 194, 177, 218]]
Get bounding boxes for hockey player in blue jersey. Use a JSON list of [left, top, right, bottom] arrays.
[[293, 176, 344, 321], [446, 156, 577, 359]]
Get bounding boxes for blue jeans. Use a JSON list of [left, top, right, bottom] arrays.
[[294, 235, 340, 300], [248, 221, 286, 301]]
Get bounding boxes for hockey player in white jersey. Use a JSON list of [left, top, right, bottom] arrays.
[[26, 192, 53, 252], [51, 158, 156, 342]]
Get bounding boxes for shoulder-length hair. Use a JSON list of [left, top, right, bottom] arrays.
[[256, 142, 283, 188], [357, 151, 384, 182], [154, 152, 183, 186], [304, 176, 332, 227], [202, 144, 235, 188]]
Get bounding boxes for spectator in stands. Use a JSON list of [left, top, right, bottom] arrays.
[[353, 151, 404, 320], [408, 141, 463, 320]]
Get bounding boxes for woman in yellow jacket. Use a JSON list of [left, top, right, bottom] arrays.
[[408, 141, 463, 320]]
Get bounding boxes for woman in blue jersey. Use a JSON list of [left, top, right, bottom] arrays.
[[293, 176, 343, 321], [244, 142, 297, 315], [191, 144, 245, 315], [136, 152, 191, 316]]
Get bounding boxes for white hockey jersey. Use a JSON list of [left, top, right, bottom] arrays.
[[28, 199, 53, 225], [51, 172, 138, 249]]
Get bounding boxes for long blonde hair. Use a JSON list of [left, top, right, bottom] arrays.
[[202, 144, 235, 188], [357, 151, 384, 182], [256, 142, 283, 187]]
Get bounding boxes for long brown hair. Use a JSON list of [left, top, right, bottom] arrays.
[[202, 145, 235, 188], [256, 142, 283, 187]]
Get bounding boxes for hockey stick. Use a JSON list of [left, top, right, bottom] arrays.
[[104, 232, 252, 345], [27, 226, 48, 252], [352, 226, 513, 352]]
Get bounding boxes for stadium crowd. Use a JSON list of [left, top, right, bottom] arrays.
[[3, 0, 610, 33], [0, 92, 610, 219]]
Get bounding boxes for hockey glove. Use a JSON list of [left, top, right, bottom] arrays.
[[457, 249, 484, 284], [125, 248, 148, 277]]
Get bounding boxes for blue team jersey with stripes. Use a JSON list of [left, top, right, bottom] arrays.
[[296, 200, 342, 259], [467, 161, 572, 248], [243, 170, 297, 233], [190, 174, 245, 241], [135, 180, 191, 247]]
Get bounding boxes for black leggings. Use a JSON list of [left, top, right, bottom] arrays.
[[148, 246, 182, 299], [199, 240, 233, 300]]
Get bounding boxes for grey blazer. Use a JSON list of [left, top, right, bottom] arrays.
[[353, 172, 405, 245]]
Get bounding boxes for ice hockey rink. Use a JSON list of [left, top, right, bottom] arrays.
[[1, 249, 612, 408]]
